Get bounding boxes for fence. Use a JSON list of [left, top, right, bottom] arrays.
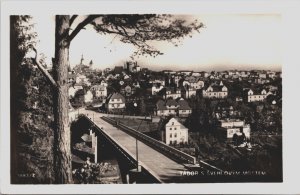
[[80, 115, 163, 183], [101, 116, 196, 164]]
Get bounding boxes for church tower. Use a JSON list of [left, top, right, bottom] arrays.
[[80, 54, 84, 65]]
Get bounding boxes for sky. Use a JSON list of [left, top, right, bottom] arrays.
[[33, 14, 282, 71]]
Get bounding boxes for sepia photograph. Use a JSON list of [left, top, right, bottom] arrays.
[[10, 13, 283, 184], [1, 0, 300, 194]]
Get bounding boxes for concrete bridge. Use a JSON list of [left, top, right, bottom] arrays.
[[75, 110, 222, 183]]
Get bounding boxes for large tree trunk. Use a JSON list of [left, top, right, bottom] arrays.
[[53, 15, 72, 184]]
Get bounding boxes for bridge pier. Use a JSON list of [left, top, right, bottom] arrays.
[[90, 129, 98, 163], [126, 165, 142, 184]]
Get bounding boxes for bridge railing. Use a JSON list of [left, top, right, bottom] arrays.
[[101, 116, 196, 164]]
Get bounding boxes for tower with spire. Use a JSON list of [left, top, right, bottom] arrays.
[[80, 54, 84, 65], [73, 54, 94, 74]]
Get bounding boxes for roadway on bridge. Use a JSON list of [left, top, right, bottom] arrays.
[[81, 110, 192, 183]]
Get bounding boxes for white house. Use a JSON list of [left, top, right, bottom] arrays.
[[156, 99, 178, 116], [90, 85, 107, 99], [84, 90, 93, 103], [106, 93, 126, 113], [216, 119, 251, 139], [203, 85, 228, 99], [156, 98, 191, 117], [244, 89, 267, 102], [165, 118, 189, 145]]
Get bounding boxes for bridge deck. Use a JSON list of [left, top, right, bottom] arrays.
[[82, 110, 191, 183]]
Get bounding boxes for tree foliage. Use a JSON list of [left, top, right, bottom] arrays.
[[11, 16, 56, 184], [74, 15, 203, 57]]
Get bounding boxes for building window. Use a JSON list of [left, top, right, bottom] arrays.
[[174, 128, 177, 130], [172, 122, 174, 125], [170, 141, 172, 144], [170, 128, 172, 130], [170, 134, 172, 138], [174, 133, 177, 138]]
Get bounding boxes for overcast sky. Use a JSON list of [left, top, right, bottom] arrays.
[[33, 14, 282, 71]]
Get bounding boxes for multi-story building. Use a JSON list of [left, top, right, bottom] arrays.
[[216, 119, 251, 140], [156, 99, 178, 116], [165, 99, 178, 116], [106, 93, 126, 113], [156, 100, 168, 116], [243, 88, 267, 102], [165, 118, 189, 145], [90, 85, 107, 99], [184, 76, 205, 90], [178, 98, 192, 117], [156, 98, 192, 117], [202, 85, 228, 99]]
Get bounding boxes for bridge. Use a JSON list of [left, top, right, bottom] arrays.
[[74, 110, 222, 183]]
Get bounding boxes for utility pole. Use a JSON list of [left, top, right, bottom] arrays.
[[134, 102, 144, 171]]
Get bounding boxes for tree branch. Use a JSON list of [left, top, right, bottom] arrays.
[[68, 15, 100, 42], [29, 45, 57, 88], [69, 15, 78, 27]]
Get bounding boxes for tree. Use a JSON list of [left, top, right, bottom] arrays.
[[29, 14, 203, 183], [71, 89, 85, 108], [10, 16, 54, 183]]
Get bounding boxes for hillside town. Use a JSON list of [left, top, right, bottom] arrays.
[[69, 56, 282, 161]]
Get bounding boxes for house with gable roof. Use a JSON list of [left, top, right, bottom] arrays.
[[164, 117, 189, 145], [178, 98, 192, 117], [106, 92, 126, 113], [156, 98, 192, 117], [243, 88, 267, 102], [202, 84, 228, 99]]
